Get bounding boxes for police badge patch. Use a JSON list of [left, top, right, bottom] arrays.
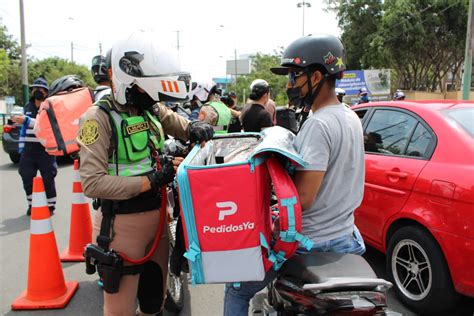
[[79, 119, 99, 145]]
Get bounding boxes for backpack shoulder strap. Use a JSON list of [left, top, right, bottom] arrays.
[[265, 157, 313, 270]]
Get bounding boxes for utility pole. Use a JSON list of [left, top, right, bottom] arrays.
[[297, 1, 311, 36], [19, 0, 29, 104], [174, 30, 181, 50], [71, 42, 74, 63], [462, 0, 473, 100], [234, 49, 238, 84], [99, 42, 103, 55]]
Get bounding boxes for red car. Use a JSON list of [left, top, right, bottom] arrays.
[[351, 100, 474, 314]]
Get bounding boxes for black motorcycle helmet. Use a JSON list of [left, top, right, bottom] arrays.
[[271, 34, 346, 114], [271, 34, 346, 78], [49, 75, 85, 96], [91, 55, 108, 84]]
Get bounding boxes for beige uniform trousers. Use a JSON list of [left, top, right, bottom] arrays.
[[93, 209, 169, 316]]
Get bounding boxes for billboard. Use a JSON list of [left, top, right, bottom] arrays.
[[336, 69, 391, 96], [226, 59, 251, 76]]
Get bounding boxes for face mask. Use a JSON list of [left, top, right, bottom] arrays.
[[360, 94, 369, 102], [33, 90, 45, 101], [286, 87, 303, 107]]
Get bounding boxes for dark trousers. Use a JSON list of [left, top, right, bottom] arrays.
[[18, 151, 58, 210]]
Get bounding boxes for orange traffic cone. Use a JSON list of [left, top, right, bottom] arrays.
[[12, 177, 78, 310], [60, 159, 92, 262]]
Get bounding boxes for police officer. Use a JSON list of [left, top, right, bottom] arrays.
[[78, 30, 214, 316], [191, 82, 234, 134], [12, 77, 58, 215], [91, 55, 111, 101]]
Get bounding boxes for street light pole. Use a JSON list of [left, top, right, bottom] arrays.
[[462, 0, 473, 100], [19, 0, 29, 104], [297, 1, 311, 37]]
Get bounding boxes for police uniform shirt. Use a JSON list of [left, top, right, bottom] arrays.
[[77, 98, 190, 201], [21, 101, 43, 153]]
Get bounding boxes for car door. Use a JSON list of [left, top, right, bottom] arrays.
[[355, 107, 431, 246]]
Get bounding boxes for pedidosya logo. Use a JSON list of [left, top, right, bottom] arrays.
[[203, 201, 255, 234]]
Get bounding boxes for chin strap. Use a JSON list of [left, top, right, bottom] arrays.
[[299, 73, 329, 131]]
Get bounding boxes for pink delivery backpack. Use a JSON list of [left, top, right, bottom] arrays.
[[177, 127, 313, 284], [34, 86, 94, 156]]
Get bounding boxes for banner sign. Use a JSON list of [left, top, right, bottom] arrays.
[[336, 69, 390, 95]]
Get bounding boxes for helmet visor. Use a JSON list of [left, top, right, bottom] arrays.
[[136, 73, 191, 102]]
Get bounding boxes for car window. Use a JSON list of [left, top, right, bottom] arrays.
[[444, 108, 474, 137], [406, 123, 433, 158], [354, 109, 368, 120], [364, 109, 418, 155]]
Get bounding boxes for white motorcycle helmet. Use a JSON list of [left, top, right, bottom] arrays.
[[188, 81, 216, 102], [109, 30, 191, 106]]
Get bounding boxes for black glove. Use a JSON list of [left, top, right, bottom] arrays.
[[147, 156, 175, 193], [188, 121, 214, 144]]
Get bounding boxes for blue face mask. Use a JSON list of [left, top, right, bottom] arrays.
[[360, 94, 369, 102]]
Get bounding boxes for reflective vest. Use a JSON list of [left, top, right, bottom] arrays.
[[96, 98, 164, 177], [208, 101, 231, 134]]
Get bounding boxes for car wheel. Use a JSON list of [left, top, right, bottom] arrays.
[[386, 226, 459, 314], [9, 153, 20, 164]]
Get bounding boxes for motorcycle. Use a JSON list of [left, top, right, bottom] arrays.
[[163, 138, 190, 314], [253, 252, 400, 315]]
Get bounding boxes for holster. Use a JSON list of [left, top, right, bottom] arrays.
[[83, 199, 144, 294]]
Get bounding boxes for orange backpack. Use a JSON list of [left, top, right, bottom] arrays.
[[34, 87, 94, 156]]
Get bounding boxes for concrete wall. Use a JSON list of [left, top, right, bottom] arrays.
[[404, 91, 474, 101]]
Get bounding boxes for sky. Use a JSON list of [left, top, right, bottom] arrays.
[[0, 0, 341, 82]]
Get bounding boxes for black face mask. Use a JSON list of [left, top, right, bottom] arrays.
[[126, 86, 156, 111], [33, 90, 45, 101], [286, 87, 304, 108]]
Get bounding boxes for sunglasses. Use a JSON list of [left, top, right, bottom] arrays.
[[288, 70, 306, 85]]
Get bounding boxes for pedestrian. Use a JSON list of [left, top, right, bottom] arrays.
[[220, 92, 242, 132], [264, 98, 277, 125], [78, 30, 214, 316], [12, 77, 58, 216], [335, 87, 346, 103], [358, 87, 370, 104], [91, 55, 111, 101], [393, 89, 405, 100], [239, 79, 273, 132], [224, 34, 366, 316]]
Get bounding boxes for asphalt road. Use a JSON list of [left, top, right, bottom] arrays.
[[1, 150, 473, 316]]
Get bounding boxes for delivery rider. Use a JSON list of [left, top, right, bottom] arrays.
[[78, 30, 214, 316]]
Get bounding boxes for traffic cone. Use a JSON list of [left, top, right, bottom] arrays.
[[60, 159, 92, 262], [12, 177, 78, 310]]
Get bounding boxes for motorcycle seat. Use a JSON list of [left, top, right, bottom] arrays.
[[279, 252, 391, 291]]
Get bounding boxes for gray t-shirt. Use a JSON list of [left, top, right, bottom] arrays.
[[294, 104, 365, 244]]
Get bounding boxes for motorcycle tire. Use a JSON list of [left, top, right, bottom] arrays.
[[164, 271, 185, 313]]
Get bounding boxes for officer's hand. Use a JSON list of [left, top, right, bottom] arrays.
[[189, 121, 214, 144], [147, 158, 175, 193], [11, 115, 25, 124]]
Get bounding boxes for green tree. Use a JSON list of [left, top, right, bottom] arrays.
[[0, 21, 95, 105], [28, 57, 96, 90], [227, 52, 289, 106], [326, 0, 469, 92], [378, 0, 468, 91]]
